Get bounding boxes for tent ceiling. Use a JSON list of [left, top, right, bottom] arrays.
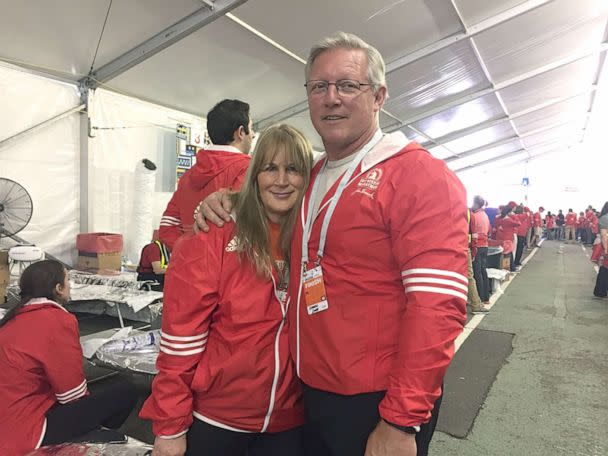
[[1, 0, 607, 172]]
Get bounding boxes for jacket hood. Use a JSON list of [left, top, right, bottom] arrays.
[[190, 146, 251, 190]]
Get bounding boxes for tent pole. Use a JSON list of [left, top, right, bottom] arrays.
[[0, 104, 85, 150]]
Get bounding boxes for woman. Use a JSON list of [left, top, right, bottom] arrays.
[[494, 205, 521, 272], [593, 202, 608, 297], [141, 124, 313, 456], [0, 260, 137, 454]]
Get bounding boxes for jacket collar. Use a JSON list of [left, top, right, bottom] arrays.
[[313, 130, 412, 172], [205, 145, 243, 154], [22, 297, 68, 312]]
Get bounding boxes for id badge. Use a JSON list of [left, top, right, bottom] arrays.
[[303, 263, 329, 315]]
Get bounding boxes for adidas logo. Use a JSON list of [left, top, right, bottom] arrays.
[[225, 237, 239, 252]]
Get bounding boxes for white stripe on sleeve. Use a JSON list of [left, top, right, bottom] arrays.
[[402, 277, 468, 292], [55, 379, 87, 400], [401, 268, 467, 284], [404, 285, 467, 302], [159, 345, 206, 356]]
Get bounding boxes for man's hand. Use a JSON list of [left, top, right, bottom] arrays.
[[152, 435, 187, 456], [193, 188, 234, 233], [364, 420, 416, 456]]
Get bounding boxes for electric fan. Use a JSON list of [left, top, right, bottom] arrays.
[[0, 178, 33, 239]]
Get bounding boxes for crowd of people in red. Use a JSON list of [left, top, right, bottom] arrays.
[[469, 198, 608, 310]]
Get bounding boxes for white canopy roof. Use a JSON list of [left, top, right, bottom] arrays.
[[1, 0, 607, 173]]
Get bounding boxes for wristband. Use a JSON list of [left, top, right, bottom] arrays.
[[383, 419, 420, 434]]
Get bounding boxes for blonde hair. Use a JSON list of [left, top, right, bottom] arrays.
[[305, 31, 387, 93], [232, 124, 313, 277]]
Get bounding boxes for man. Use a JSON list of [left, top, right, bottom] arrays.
[[159, 99, 254, 250], [136, 231, 170, 291], [514, 205, 528, 267], [565, 208, 577, 243], [556, 209, 565, 240], [197, 32, 468, 456], [577, 211, 587, 244], [470, 196, 491, 307]]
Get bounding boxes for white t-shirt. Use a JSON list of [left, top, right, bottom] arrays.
[[311, 153, 357, 218]]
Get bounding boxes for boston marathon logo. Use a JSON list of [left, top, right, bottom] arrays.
[[355, 167, 383, 199]]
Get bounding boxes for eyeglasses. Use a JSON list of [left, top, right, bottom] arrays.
[[304, 79, 373, 96]]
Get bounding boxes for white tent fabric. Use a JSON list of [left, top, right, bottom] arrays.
[[87, 89, 205, 263], [0, 63, 80, 263]]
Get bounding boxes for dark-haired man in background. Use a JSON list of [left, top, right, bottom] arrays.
[[159, 99, 254, 249]]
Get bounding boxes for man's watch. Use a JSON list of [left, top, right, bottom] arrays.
[[383, 419, 420, 434]]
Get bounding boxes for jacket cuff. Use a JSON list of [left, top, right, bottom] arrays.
[[153, 416, 193, 438], [158, 429, 188, 439]]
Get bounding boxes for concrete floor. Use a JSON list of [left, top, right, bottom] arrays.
[[430, 241, 608, 455]]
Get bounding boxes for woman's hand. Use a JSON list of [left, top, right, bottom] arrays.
[[152, 435, 187, 456]]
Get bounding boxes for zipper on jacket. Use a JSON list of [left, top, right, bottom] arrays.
[[261, 275, 289, 432]]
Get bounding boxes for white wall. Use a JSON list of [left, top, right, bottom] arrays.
[[87, 89, 205, 263], [0, 63, 80, 263]]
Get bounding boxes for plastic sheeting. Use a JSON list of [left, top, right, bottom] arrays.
[[94, 329, 160, 375], [68, 282, 162, 313], [129, 160, 157, 264], [27, 440, 152, 455], [0, 63, 80, 264]]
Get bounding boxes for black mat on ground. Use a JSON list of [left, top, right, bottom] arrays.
[[436, 328, 514, 438]]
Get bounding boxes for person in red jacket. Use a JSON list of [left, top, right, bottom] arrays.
[[0, 260, 137, 455], [140, 125, 313, 456], [576, 212, 587, 243], [564, 209, 577, 242], [494, 205, 521, 271], [196, 32, 468, 456], [137, 232, 171, 291], [470, 195, 491, 306], [514, 205, 529, 267], [530, 206, 545, 247], [159, 99, 254, 250]]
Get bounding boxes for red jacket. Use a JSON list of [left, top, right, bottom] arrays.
[[565, 212, 577, 226], [289, 133, 468, 428], [159, 146, 250, 249], [591, 216, 599, 234], [494, 215, 521, 254], [516, 213, 529, 236], [470, 209, 491, 248], [0, 299, 88, 454], [140, 225, 303, 437], [546, 215, 555, 230], [533, 212, 543, 227], [577, 215, 586, 228]]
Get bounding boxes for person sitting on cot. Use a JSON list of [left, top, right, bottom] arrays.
[[0, 260, 138, 454]]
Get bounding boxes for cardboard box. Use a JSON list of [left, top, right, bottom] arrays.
[[0, 250, 9, 287], [77, 251, 122, 272], [76, 233, 123, 254]]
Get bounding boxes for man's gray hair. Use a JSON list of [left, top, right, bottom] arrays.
[[305, 32, 387, 92]]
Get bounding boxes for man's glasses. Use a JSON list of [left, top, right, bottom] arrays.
[[304, 79, 373, 96]]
